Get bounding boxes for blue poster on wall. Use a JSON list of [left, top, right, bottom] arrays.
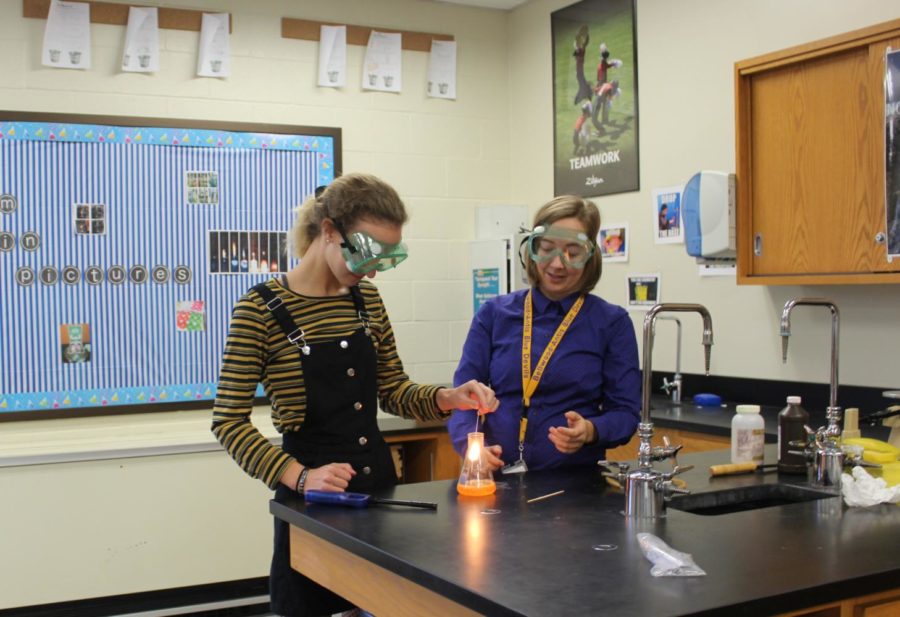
[[0, 115, 339, 419], [473, 267, 500, 313]]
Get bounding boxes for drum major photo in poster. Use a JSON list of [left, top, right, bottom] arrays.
[[551, 0, 639, 197]]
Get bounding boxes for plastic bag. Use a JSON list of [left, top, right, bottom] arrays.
[[841, 466, 900, 507], [636, 532, 706, 577]]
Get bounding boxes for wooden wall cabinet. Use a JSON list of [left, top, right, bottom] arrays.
[[735, 18, 900, 284]]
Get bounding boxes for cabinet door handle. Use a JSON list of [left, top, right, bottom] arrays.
[[754, 233, 763, 256], [875, 232, 886, 244]]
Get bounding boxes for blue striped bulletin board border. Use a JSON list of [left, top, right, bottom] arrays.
[[0, 112, 340, 420]]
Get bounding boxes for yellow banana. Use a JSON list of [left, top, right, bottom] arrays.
[[842, 437, 900, 456], [862, 450, 900, 464], [878, 462, 900, 487]]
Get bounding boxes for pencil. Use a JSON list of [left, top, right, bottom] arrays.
[[526, 489, 565, 504], [709, 462, 778, 476]]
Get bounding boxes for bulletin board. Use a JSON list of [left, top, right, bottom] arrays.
[[0, 111, 340, 421]]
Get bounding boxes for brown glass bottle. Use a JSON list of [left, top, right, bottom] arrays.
[[777, 395, 809, 474]]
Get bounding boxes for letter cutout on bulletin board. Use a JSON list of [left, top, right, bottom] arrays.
[[0, 113, 340, 420]]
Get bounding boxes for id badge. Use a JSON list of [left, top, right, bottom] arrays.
[[501, 458, 528, 474]]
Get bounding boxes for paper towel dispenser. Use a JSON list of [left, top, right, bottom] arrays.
[[683, 171, 736, 260]]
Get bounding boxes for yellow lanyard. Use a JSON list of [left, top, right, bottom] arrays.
[[518, 289, 585, 444]]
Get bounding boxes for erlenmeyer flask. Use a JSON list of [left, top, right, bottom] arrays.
[[457, 432, 496, 496]]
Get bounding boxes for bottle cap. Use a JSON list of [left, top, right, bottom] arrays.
[[786, 396, 802, 404], [736, 404, 761, 414]]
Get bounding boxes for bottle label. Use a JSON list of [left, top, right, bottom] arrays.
[[733, 427, 765, 463]]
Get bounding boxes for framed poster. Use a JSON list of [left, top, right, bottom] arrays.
[[551, 0, 639, 197], [0, 111, 340, 421]]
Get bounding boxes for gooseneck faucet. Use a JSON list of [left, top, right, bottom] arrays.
[[622, 304, 713, 518], [656, 316, 683, 403], [780, 297, 843, 488], [780, 298, 839, 411]]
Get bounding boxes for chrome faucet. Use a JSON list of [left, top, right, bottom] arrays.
[[656, 316, 683, 403], [780, 297, 842, 489], [620, 304, 713, 518]]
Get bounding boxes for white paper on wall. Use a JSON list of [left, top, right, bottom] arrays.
[[122, 7, 160, 73], [197, 13, 230, 77], [698, 263, 736, 277], [42, 0, 92, 70], [317, 25, 347, 88], [362, 31, 402, 93], [427, 40, 457, 99], [652, 186, 684, 245]]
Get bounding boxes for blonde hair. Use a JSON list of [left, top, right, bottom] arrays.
[[290, 173, 408, 257], [524, 195, 602, 294]]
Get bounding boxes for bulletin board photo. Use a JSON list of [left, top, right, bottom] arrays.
[[0, 111, 340, 421]]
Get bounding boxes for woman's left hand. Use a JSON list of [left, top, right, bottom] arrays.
[[437, 380, 499, 414], [548, 410, 597, 453]]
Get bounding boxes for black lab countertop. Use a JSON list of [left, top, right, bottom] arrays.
[[271, 446, 900, 617]]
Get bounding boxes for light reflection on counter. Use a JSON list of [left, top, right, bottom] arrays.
[[459, 498, 495, 587]]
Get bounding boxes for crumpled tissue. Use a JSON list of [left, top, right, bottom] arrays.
[[841, 466, 900, 507], [636, 532, 706, 577]]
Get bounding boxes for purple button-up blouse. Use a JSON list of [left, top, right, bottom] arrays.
[[449, 287, 641, 470]]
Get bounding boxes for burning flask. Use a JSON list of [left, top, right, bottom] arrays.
[[457, 432, 496, 496]]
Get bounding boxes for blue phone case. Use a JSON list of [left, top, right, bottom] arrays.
[[693, 393, 722, 407], [305, 490, 371, 508]]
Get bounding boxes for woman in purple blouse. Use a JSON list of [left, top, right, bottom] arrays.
[[449, 196, 641, 473]]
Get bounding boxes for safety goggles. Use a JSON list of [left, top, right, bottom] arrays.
[[339, 230, 408, 274], [527, 225, 595, 269]]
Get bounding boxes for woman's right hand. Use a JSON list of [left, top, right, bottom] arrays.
[[305, 463, 356, 493], [482, 445, 504, 472]]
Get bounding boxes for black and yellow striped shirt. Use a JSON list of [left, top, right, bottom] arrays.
[[211, 278, 444, 488]]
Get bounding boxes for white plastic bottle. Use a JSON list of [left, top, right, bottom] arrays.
[[731, 404, 765, 464]]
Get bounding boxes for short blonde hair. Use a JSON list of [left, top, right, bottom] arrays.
[[290, 173, 408, 257], [524, 195, 602, 295]]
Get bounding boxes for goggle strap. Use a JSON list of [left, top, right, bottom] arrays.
[[333, 220, 358, 254], [318, 191, 356, 253]]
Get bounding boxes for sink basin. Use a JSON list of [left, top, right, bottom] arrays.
[[667, 483, 836, 516]]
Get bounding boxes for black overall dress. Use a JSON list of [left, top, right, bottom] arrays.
[[255, 283, 397, 617]]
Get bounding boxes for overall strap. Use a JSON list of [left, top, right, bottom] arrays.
[[349, 285, 372, 335], [252, 282, 310, 353]]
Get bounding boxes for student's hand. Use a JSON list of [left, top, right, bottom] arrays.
[[548, 411, 597, 454], [461, 443, 503, 472], [437, 380, 499, 414], [481, 445, 504, 472], [305, 463, 356, 493]]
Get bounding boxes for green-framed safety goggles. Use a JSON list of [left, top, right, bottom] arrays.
[[340, 230, 408, 274], [527, 225, 595, 269]]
